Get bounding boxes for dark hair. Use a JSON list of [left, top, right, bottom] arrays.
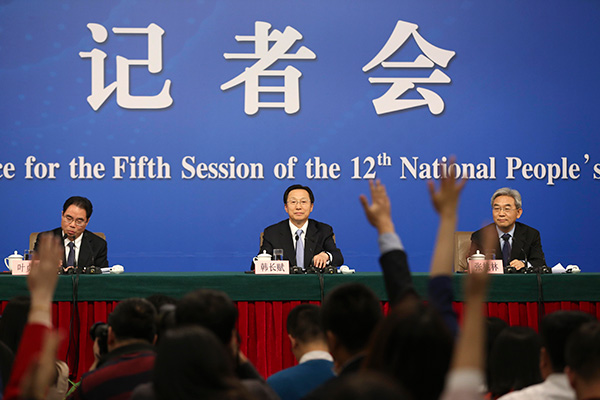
[[315, 371, 412, 400], [321, 283, 382, 353], [566, 321, 600, 382], [107, 298, 157, 343], [154, 326, 252, 400], [0, 296, 30, 354], [488, 326, 543, 398], [287, 304, 324, 344], [363, 301, 453, 400], [485, 317, 509, 388], [540, 310, 594, 373], [63, 196, 93, 219], [283, 184, 314, 204], [146, 293, 177, 311], [176, 289, 238, 345]]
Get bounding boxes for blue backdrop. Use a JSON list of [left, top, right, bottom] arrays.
[[1, 0, 599, 272]]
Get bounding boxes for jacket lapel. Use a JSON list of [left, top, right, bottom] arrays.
[[304, 221, 317, 268]]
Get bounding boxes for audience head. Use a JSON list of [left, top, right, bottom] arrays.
[[154, 325, 251, 400], [287, 304, 327, 360], [146, 294, 177, 343], [176, 289, 238, 345], [488, 326, 543, 398], [321, 283, 382, 358], [566, 321, 600, 387], [540, 310, 594, 375], [315, 371, 412, 400], [0, 296, 31, 354], [287, 304, 324, 344], [107, 298, 157, 347], [485, 317, 509, 387], [363, 301, 453, 400]]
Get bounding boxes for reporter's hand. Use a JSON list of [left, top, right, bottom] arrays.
[[28, 234, 62, 305], [359, 179, 394, 234], [427, 157, 466, 217]]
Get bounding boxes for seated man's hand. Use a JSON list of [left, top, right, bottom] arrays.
[[510, 259, 526, 270], [312, 252, 329, 269]]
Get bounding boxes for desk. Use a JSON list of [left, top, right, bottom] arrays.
[[1, 272, 599, 380]]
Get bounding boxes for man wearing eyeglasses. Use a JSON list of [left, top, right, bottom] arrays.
[[34, 196, 108, 274], [469, 187, 546, 271], [255, 184, 343, 271]]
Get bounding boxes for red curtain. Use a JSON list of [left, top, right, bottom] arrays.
[[2, 300, 599, 381]]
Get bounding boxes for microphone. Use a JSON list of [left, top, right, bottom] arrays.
[[84, 237, 100, 274], [61, 234, 76, 275]]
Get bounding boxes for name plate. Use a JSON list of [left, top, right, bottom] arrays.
[[11, 260, 32, 275], [468, 259, 504, 274], [254, 260, 290, 275]]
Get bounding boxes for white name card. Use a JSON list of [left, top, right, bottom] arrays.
[[11, 260, 32, 275], [468, 259, 504, 274], [254, 260, 290, 275]]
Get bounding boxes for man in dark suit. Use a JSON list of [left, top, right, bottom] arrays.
[[469, 187, 546, 270], [256, 184, 343, 270], [34, 196, 108, 274]]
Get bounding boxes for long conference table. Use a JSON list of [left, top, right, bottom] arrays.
[[1, 272, 599, 380]]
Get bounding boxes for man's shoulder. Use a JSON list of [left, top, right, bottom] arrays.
[[263, 220, 289, 233], [471, 223, 495, 240], [514, 222, 540, 236], [268, 359, 334, 381], [307, 219, 334, 232], [83, 230, 107, 244], [79, 347, 155, 393], [497, 375, 572, 400]]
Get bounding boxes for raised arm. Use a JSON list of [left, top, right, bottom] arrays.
[[360, 180, 415, 306], [427, 164, 466, 278], [4, 234, 63, 400], [440, 265, 490, 400]]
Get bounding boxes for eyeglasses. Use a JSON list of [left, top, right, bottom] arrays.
[[287, 199, 311, 207], [63, 215, 87, 226], [493, 206, 517, 213]]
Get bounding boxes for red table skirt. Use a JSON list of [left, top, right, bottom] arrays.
[[2, 300, 599, 381]]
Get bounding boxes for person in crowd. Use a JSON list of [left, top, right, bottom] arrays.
[[174, 289, 278, 399], [151, 326, 255, 400], [485, 317, 509, 390], [68, 298, 157, 400], [34, 196, 108, 274], [565, 321, 600, 400], [469, 188, 545, 271], [4, 234, 68, 400], [267, 304, 335, 400], [0, 296, 30, 389], [0, 297, 30, 356], [308, 372, 412, 400], [498, 310, 595, 400], [359, 167, 466, 400], [302, 282, 383, 400], [488, 327, 542, 399], [440, 250, 491, 400], [255, 184, 343, 271]]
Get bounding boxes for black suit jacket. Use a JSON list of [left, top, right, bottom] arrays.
[[257, 219, 343, 269], [469, 222, 546, 268], [34, 228, 109, 270]]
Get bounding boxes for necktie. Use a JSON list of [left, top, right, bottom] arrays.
[[67, 241, 76, 268], [295, 229, 304, 269], [501, 233, 511, 266]]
